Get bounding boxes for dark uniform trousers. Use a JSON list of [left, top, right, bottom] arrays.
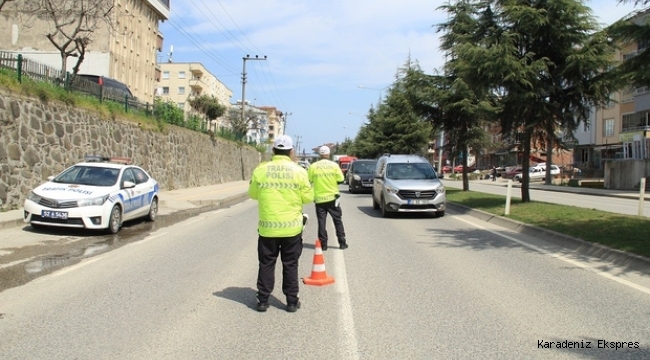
[[257, 233, 303, 304], [315, 199, 346, 247]]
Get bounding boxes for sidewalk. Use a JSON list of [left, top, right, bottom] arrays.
[[442, 178, 650, 200], [0, 180, 252, 231]]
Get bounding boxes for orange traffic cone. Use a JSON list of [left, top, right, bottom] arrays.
[[303, 239, 335, 286]]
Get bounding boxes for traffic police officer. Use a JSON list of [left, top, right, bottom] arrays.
[[248, 135, 313, 313], [308, 145, 348, 251]]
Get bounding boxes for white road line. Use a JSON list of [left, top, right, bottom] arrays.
[[455, 216, 650, 296], [330, 252, 360, 360]]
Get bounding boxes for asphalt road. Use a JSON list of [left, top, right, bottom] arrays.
[[1, 188, 649, 359], [443, 180, 650, 217]]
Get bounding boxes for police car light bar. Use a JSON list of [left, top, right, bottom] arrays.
[[84, 155, 132, 164]]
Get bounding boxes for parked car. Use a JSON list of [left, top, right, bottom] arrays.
[[441, 165, 453, 174], [73, 74, 135, 101], [23, 156, 159, 234], [501, 166, 523, 179], [453, 164, 476, 173], [347, 159, 377, 193], [372, 154, 446, 218], [513, 165, 561, 182]]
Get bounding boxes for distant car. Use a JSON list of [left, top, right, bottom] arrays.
[[347, 159, 377, 193], [297, 161, 310, 170], [441, 165, 452, 174], [501, 166, 523, 179], [73, 74, 135, 100], [23, 156, 159, 234], [514, 165, 560, 182], [453, 164, 476, 173]]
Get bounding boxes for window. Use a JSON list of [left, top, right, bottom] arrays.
[[604, 93, 615, 109], [178, 102, 184, 109], [178, 86, 185, 95], [603, 118, 614, 137], [162, 86, 169, 95], [622, 112, 649, 131], [162, 71, 169, 79], [178, 71, 186, 79]]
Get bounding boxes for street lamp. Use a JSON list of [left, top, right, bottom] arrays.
[[357, 84, 390, 100]]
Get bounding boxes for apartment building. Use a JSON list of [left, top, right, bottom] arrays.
[[258, 106, 285, 143], [157, 62, 233, 121], [230, 102, 269, 144], [573, 8, 650, 170], [0, 0, 170, 102]]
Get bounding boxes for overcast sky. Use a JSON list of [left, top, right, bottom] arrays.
[[160, 0, 640, 154]]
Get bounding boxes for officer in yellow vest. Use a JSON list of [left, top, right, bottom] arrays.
[[308, 146, 348, 251], [248, 135, 313, 313]]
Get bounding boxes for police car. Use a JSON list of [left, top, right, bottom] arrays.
[[23, 156, 159, 234]]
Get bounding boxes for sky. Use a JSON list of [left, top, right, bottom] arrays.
[[160, 0, 641, 154]]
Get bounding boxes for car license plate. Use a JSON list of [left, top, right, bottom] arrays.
[[41, 210, 68, 219], [362, 183, 372, 187], [407, 199, 427, 205]]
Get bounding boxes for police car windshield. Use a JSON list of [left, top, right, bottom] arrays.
[[53, 166, 120, 187], [386, 163, 437, 180]]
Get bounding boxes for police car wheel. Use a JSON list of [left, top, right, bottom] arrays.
[[107, 205, 122, 234], [146, 197, 158, 222]]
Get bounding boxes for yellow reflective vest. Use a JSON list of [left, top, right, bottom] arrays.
[[308, 159, 345, 204], [248, 155, 313, 237]]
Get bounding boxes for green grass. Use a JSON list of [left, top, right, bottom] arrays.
[[0, 69, 165, 131], [446, 188, 650, 258]]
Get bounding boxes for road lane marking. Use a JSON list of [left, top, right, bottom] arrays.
[[454, 216, 650, 296], [331, 252, 360, 360]]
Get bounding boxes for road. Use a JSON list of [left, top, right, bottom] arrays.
[[0, 189, 649, 359], [443, 180, 650, 217]]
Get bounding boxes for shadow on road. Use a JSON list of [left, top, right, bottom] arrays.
[[212, 286, 284, 311]]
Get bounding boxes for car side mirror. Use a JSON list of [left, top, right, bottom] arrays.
[[47, 176, 55, 181], [123, 181, 136, 189]]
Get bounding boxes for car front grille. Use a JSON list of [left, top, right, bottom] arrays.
[[38, 197, 78, 209], [398, 190, 437, 199], [31, 215, 84, 225]]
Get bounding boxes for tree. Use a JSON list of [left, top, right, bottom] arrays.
[[441, 0, 616, 201], [608, 6, 650, 91], [23, 0, 116, 76], [153, 97, 184, 127], [224, 107, 257, 141], [188, 95, 226, 133]]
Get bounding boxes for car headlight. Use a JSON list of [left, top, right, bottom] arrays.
[[28, 191, 42, 203], [436, 187, 445, 194], [77, 195, 109, 207], [353, 174, 361, 181], [385, 185, 399, 194]]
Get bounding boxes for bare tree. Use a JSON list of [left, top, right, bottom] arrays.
[[23, 0, 115, 76], [225, 107, 261, 141]]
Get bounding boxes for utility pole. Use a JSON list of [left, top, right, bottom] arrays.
[[282, 112, 292, 135], [295, 135, 302, 156], [241, 55, 267, 126]]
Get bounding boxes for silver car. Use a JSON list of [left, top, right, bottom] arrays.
[[372, 154, 446, 218]]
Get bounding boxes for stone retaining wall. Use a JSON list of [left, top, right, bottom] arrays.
[[0, 88, 261, 210]]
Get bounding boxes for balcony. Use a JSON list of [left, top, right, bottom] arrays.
[[191, 68, 203, 78], [189, 78, 203, 91], [145, 0, 170, 20]]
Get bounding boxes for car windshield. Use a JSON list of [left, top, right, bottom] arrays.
[[52, 166, 120, 187], [352, 161, 377, 174], [386, 163, 437, 180]]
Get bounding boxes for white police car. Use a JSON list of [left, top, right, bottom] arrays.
[[24, 156, 159, 234]]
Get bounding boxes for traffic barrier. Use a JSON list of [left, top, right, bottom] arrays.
[[303, 239, 335, 286]]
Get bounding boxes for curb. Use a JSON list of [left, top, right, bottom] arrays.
[[0, 216, 25, 232], [0, 193, 252, 232], [447, 202, 650, 275]]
